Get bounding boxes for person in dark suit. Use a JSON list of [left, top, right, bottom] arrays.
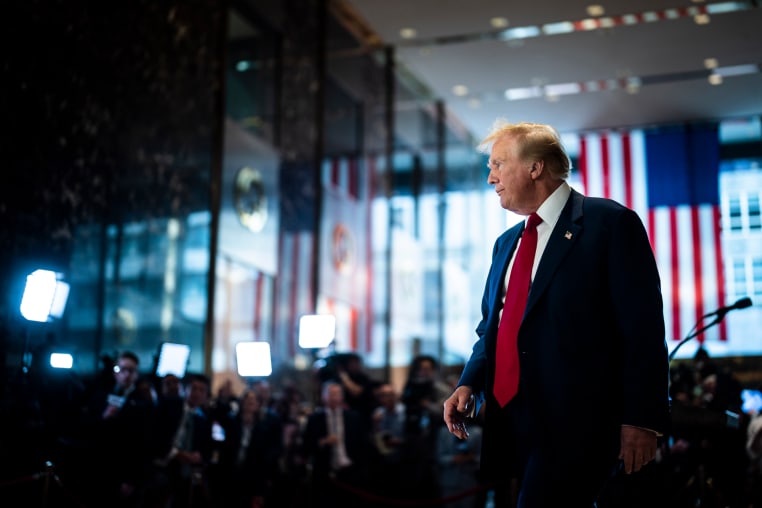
[[442, 120, 670, 508], [145, 373, 213, 508], [212, 388, 283, 508], [302, 380, 369, 508]]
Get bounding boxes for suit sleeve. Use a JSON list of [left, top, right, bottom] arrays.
[[458, 237, 503, 397], [608, 208, 670, 434]]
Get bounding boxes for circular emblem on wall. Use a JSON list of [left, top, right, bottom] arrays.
[[234, 166, 268, 233], [332, 223, 355, 273]]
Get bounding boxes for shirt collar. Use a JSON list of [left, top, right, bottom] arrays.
[[534, 181, 570, 230]]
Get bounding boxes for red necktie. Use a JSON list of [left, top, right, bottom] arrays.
[[494, 213, 542, 407]]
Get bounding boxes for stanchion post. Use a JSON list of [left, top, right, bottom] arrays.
[[41, 461, 54, 508]]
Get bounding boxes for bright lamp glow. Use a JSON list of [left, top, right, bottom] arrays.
[[50, 352, 73, 369], [298, 314, 336, 349], [156, 342, 191, 377], [20, 269, 70, 322], [236, 342, 272, 377]]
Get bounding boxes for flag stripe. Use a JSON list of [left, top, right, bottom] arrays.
[[275, 231, 315, 357], [622, 133, 633, 209], [579, 136, 589, 194], [273, 234, 283, 355], [691, 206, 705, 336], [253, 271, 264, 340], [601, 135, 611, 199], [350, 307, 358, 350], [607, 134, 625, 206], [348, 157, 358, 199], [365, 156, 376, 353], [288, 235, 301, 356], [712, 206, 729, 340], [669, 208, 681, 341]]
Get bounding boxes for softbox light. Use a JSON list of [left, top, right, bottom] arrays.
[[20, 269, 70, 322], [298, 314, 336, 349], [155, 342, 191, 378], [49, 352, 74, 369], [236, 341, 272, 377]]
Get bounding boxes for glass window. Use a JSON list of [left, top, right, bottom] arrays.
[[728, 195, 743, 231], [749, 194, 761, 230]]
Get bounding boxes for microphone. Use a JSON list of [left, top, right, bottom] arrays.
[[703, 297, 753, 319]]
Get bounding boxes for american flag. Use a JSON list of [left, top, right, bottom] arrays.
[[319, 155, 374, 353], [578, 125, 727, 344], [274, 156, 375, 358], [274, 161, 317, 358], [274, 229, 315, 358]]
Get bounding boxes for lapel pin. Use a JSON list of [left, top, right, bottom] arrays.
[[564, 231, 572, 240]]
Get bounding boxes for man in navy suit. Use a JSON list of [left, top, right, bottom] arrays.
[[302, 381, 368, 508], [443, 121, 670, 507]]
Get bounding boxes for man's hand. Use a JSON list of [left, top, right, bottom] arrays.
[[443, 386, 474, 440], [619, 425, 657, 474]]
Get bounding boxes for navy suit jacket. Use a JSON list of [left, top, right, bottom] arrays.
[[459, 189, 670, 475]]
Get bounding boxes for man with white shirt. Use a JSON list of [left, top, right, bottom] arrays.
[[303, 381, 367, 507], [148, 373, 213, 508], [443, 120, 670, 507]]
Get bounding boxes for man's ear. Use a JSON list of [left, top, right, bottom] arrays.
[[530, 160, 545, 179]]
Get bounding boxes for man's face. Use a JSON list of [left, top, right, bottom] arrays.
[[187, 380, 209, 409], [242, 392, 261, 414], [377, 385, 397, 408], [486, 135, 535, 214], [114, 358, 138, 390], [323, 384, 344, 409], [162, 375, 180, 397]]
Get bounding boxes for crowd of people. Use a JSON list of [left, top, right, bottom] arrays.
[[3, 344, 761, 508], [2, 351, 485, 508]]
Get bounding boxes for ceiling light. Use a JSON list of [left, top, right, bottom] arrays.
[[708, 73, 723, 85], [642, 12, 660, 22], [543, 21, 575, 35], [498, 26, 541, 40], [704, 58, 718, 69], [236, 60, 255, 72], [544, 82, 581, 96], [716, 64, 759, 77], [505, 86, 543, 101], [490, 17, 509, 28], [707, 2, 746, 14], [452, 85, 469, 96], [587, 5, 605, 17], [599, 17, 615, 28], [625, 77, 642, 94], [399, 27, 417, 39]]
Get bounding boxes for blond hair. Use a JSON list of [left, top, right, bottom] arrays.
[[479, 119, 571, 180]]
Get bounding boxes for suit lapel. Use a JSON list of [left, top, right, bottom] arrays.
[[525, 190, 584, 313]]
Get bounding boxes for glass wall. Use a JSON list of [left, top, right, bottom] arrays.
[[5, 0, 760, 394]]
